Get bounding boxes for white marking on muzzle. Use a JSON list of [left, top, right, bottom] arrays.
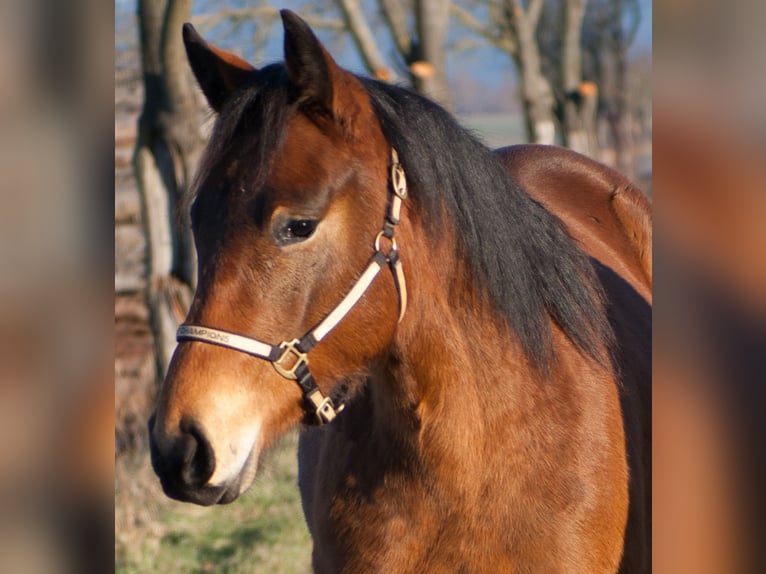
[[206, 422, 261, 486]]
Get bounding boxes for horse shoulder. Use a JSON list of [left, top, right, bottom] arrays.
[[494, 145, 652, 303]]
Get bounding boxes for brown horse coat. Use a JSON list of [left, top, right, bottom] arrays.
[[495, 145, 651, 302], [299, 146, 652, 573]]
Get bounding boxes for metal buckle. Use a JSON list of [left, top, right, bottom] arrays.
[[305, 389, 345, 425], [272, 339, 308, 380], [390, 149, 408, 199], [315, 396, 345, 425]]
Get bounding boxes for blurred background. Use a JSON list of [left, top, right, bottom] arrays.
[[1, 0, 765, 571], [653, 2, 766, 573]]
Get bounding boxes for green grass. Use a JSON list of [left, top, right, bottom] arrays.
[[116, 432, 312, 574]]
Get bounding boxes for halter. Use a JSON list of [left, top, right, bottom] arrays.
[[176, 148, 408, 426]]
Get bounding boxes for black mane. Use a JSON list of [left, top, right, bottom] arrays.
[[361, 78, 612, 370], [191, 66, 612, 371], [187, 63, 295, 214]]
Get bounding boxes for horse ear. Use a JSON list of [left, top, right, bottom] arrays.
[[280, 10, 334, 108], [280, 9, 362, 131], [182, 23, 256, 112]]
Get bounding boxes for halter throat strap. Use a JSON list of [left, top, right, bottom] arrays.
[[176, 148, 408, 426]]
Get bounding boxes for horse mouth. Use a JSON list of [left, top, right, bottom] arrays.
[[217, 487, 241, 504], [164, 454, 257, 506], [158, 473, 246, 506], [150, 436, 256, 506], [158, 480, 231, 506], [213, 448, 259, 504]]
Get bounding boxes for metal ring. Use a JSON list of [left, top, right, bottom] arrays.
[[374, 230, 398, 253]]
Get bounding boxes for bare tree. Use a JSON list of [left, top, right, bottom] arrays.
[[496, 0, 596, 148], [336, 0, 453, 108], [413, 0, 452, 103], [560, 0, 597, 154], [453, 0, 646, 162], [502, 0, 558, 144], [190, 4, 347, 64], [335, 0, 393, 80], [134, 0, 204, 380], [184, 1, 453, 107], [450, 0, 558, 143], [582, 0, 641, 176]]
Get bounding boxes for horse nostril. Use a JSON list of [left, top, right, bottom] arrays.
[[179, 423, 216, 487]]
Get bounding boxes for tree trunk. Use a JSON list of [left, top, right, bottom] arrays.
[[506, 0, 557, 144], [561, 0, 594, 154], [412, 0, 452, 108], [377, 0, 412, 59], [611, 31, 633, 177], [134, 0, 202, 382], [336, 0, 396, 80], [339, 0, 452, 108], [584, 0, 640, 175]]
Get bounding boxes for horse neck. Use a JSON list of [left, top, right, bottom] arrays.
[[372, 211, 539, 479]]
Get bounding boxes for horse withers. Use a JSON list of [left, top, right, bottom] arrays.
[[149, 11, 650, 573]]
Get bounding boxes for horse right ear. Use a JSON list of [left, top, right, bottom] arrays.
[[182, 23, 256, 112]]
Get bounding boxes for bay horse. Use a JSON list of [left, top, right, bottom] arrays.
[[149, 11, 651, 573]]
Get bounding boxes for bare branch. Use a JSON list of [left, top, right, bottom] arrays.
[[191, 6, 279, 34], [449, 4, 516, 54], [505, 0, 543, 28], [505, 0, 523, 22], [447, 36, 483, 53], [527, 0, 545, 27], [191, 7, 344, 36], [336, 0, 398, 80], [377, 0, 413, 60]]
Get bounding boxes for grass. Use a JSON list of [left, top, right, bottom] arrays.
[[116, 431, 312, 574]]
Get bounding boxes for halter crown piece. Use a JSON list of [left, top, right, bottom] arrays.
[[176, 148, 408, 425]]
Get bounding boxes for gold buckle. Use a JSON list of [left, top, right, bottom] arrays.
[[272, 339, 308, 380], [315, 396, 345, 425], [390, 150, 408, 199], [316, 397, 336, 424], [306, 389, 345, 425]]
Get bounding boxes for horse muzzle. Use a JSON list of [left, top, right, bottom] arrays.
[[148, 413, 244, 505]]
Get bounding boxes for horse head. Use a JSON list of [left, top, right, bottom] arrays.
[[148, 11, 403, 505]]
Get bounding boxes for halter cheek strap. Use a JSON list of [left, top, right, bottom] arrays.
[[176, 148, 408, 426]]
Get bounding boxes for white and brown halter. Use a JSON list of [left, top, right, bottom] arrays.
[[176, 149, 408, 425]]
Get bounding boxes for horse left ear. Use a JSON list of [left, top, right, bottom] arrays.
[[280, 10, 363, 133], [183, 23, 256, 112]]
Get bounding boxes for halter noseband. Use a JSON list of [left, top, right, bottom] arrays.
[[176, 148, 408, 426]]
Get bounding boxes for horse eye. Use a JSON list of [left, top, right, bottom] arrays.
[[283, 219, 318, 241]]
